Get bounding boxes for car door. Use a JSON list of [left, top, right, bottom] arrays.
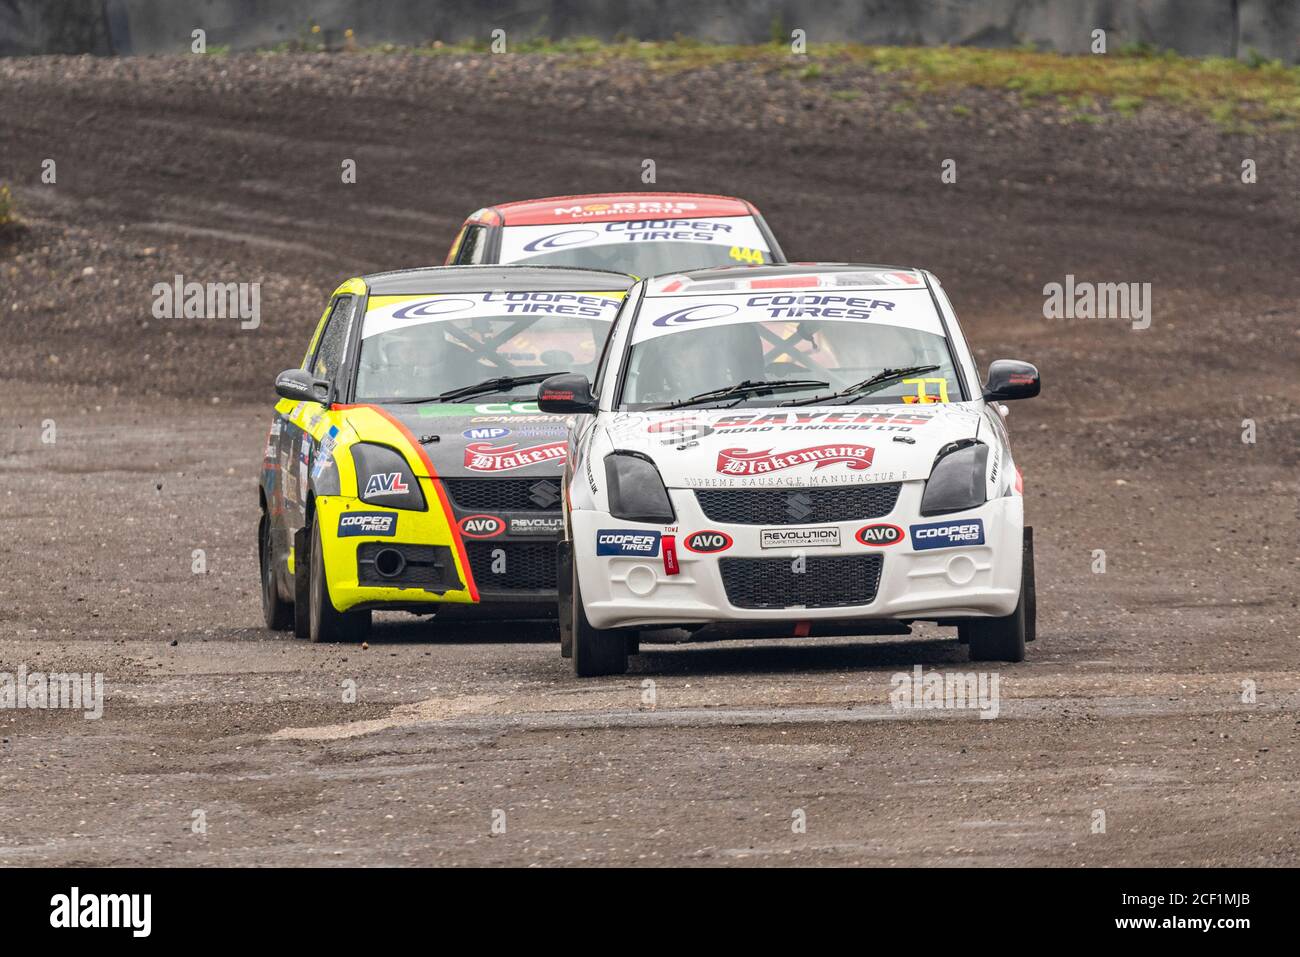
[[282, 293, 355, 534]]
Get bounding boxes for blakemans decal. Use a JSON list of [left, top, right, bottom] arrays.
[[684, 530, 733, 553], [464, 441, 567, 472], [910, 519, 985, 550], [338, 512, 397, 537], [459, 514, 505, 538], [716, 444, 874, 476], [363, 472, 410, 497], [510, 516, 564, 536], [856, 523, 905, 547], [596, 529, 661, 557], [760, 526, 841, 549]]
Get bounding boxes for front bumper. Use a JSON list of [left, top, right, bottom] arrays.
[[570, 483, 1023, 630], [316, 490, 476, 612], [316, 483, 563, 613]]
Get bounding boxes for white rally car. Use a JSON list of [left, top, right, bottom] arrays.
[[538, 263, 1041, 676]]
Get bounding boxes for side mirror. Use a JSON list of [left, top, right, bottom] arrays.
[[275, 368, 329, 404], [537, 373, 597, 414], [983, 360, 1040, 401]]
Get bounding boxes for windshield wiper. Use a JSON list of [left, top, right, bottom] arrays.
[[647, 378, 829, 411], [385, 372, 562, 405], [778, 365, 941, 407]]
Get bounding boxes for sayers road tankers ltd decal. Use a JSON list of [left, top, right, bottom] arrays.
[[464, 441, 567, 472], [337, 513, 398, 537], [647, 410, 935, 443], [910, 519, 985, 550], [716, 445, 874, 476]]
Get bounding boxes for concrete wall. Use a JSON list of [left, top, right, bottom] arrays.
[[2, 0, 1296, 63]]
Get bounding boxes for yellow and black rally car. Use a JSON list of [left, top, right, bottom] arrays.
[[259, 266, 634, 642]]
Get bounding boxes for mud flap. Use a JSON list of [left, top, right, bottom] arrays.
[[293, 526, 310, 640], [1023, 525, 1036, 642], [557, 539, 573, 658]]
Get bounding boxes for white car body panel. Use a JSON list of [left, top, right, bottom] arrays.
[[564, 265, 1028, 632]]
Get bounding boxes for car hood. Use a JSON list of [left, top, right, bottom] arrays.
[[600, 403, 986, 488], [345, 401, 572, 479]]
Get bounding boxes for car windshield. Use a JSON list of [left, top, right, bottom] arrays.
[[619, 279, 962, 409], [354, 291, 622, 402], [498, 215, 773, 275]]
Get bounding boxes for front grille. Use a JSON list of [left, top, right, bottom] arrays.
[[465, 541, 558, 592], [719, 555, 883, 609], [444, 478, 562, 512], [695, 484, 900, 525], [357, 543, 459, 591]]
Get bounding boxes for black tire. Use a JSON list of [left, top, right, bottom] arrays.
[[292, 526, 310, 640], [259, 512, 293, 631], [571, 569, 627, 677], [557, 540, 574, 659], [961, 566, 1027, 663], [308, 520, 371, 644], [1023, 526, 1037, 643]]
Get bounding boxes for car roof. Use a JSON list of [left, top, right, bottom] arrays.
[[361, 265, 636, 296], [480, 192, 756, 227], [644, 262, 928, 296]]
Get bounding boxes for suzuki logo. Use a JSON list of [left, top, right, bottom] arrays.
[[529, 480, 560, 508], [785, 491, 814, 522]]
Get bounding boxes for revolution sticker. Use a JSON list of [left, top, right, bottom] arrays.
[[509, 516, 564, 536], [760, 526, 841, 549]]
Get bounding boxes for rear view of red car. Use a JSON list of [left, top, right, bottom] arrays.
[[444, 192, 786, 275]]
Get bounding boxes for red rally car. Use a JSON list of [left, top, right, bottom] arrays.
[[444, 192, 787, 275]]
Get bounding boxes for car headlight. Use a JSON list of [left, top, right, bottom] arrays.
[[605, 452, 674, 523], [351, 442, 426, 511], [919, 442, 988, 516]]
